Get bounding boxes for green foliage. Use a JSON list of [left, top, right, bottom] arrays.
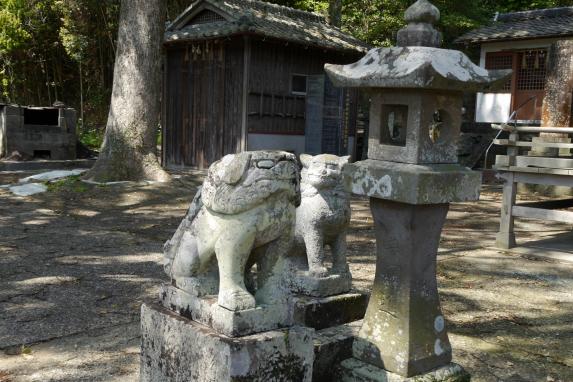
[[1, 0, 571, 124], [79, 126, 105, 150]]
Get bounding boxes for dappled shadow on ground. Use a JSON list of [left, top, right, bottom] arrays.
[[0, 171, 203, 381], [0, 173, 571, 381]]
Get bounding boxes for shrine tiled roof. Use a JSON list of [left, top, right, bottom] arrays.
[[165, 0, 369, 53], [456, 6, 573, 44]]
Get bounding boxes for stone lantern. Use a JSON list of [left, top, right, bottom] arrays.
[[325, 0, 511, 380]]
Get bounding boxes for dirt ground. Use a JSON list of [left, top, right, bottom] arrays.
[[0, 170, 571, 382]]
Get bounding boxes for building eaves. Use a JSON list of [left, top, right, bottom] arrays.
[[165, 0, 369, 53], [456, 7, 573, 44]]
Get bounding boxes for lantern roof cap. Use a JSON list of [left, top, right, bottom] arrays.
[[325, 46, 511, 92]]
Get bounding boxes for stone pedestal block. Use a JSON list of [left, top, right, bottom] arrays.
[[140, 303, 314, 382], [160, 284, 290, 337], [292, 292, 369, 330], [352, 199, 451, 377], [313, 320, 363, 382], [289, 270, 352, 297], [337, 358, 470, 382]]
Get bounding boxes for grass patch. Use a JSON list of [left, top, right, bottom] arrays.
[[46, 176, 89, 193]]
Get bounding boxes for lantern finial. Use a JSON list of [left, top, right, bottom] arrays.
[[397, 0, 442, 47]]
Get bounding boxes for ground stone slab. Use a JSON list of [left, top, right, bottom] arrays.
[[140, 303, 314, 382], [336, 358, 470, 382]]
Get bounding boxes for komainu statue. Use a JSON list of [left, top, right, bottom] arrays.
[[164, 151, 300, 311], [294, 154, 351, 278]]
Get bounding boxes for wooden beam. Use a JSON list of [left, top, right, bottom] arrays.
[[513, 172, 573, 187], [492, 124, 573, 134], [161, 51, 168, 166], [513, 206, 573, 224], [495, 155, 573, 169], [494, 139, 573, 149], [240, 36, 251, 152]]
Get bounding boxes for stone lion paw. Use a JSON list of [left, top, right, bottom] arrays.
[[332, 264, 350, 276], [218, 288, 256, 311], [308, 266, 329, 278]]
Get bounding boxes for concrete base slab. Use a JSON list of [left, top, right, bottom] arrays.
[[140, 303, 314, 382], [160, 284, 290, 337], [290, 270, 352, 297], [336, 358, 470, 382], [292, 293, 369, 329]]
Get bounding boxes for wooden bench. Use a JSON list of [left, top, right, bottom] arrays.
[[492, 124, 573, 249]]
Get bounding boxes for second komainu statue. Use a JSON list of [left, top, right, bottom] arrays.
[[163, 151, 300, 311]]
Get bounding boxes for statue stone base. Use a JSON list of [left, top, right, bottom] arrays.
[[336, 358, 470, 382], [140, 303, 314, 382], [286, 256, 352, 297], [160, 284, 291, 338]]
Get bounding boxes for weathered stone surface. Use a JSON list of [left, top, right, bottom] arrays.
[[337, 358, 470, 382], [366, 91, 463, 164], [313, 320, 363, 382], [352, 199, 452, 377], [292, 293, 369, 329], [397, 0, 442, 48], [345, 160, 481, 204], [325, 47, 511, 93], [287, 268, 352, 297], [160, 284, 291, 337], [291, 154, 352, 279], [140, 303, 314, 382], [164, 151, 300, 312]]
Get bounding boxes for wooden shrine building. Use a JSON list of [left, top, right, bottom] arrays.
[[457, 6, 573, 124], [162, 0, 368, 168]]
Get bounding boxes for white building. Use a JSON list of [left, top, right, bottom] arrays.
[[457, 6, 573, 124]]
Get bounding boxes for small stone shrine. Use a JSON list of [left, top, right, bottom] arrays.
[[325, 0, 511, 381]]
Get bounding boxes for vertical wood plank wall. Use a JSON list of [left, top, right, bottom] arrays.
[[164, 37, 361, 168], [247, 41, 329, 135], [164, 40, 244, 168]]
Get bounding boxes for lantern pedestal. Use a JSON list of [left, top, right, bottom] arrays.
[[336, 161, 479, 380]]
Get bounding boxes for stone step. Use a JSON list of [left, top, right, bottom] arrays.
[[292, 292, 369, 330], [313, 319, 363, 382]]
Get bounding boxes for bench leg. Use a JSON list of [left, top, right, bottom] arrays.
[[496, 172, 517, 249]]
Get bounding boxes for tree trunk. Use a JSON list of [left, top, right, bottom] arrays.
[[535, 41, 573, 157], [84, 0, 170, 182], [542, 40, 573, 127], [329, 0, 342, 27]]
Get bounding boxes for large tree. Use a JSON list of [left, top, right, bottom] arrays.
[[83, 0, 169, 182]]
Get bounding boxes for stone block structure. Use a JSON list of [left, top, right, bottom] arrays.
[[0, 104, 77, 160], [325, 0, 511, 380]]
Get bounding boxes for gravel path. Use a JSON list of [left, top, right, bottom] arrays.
[[0, 171, 571, 382]]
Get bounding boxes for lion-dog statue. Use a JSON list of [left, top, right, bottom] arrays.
[[294, 154, 351, 277], [164, 151, 300, 312]]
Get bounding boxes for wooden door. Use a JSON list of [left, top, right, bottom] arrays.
[[485, 50, 547, 122], [513, 50, 547, 121], [165, 43, 226, 169]]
